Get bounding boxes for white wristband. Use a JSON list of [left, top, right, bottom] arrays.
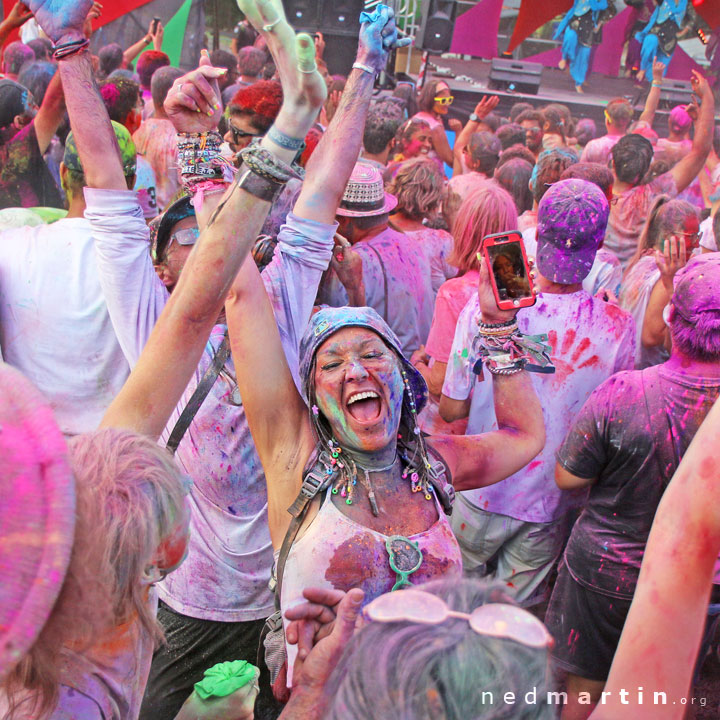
[[352, 61, 376, 76]]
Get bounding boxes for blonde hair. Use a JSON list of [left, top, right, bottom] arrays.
[[2, 429, 188, 719], [448, 184, 518, 274], [386, 157, 445, 221]]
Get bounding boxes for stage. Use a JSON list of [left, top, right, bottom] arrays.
[[419, 55, 719, 138]]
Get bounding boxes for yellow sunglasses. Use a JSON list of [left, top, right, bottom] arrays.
[[434, 95, 454, 105]]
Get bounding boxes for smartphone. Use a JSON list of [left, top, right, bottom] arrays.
[[482, 231, 536, 310], [152, 17, 161, 34]]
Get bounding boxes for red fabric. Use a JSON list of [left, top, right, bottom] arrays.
[[450, 0, 503, 57], [2, 0, 155, 35], [507, 0, 571, 53], [665, 43, 706, 80], [694, 0, 720, 30], [589, 7, 633, 76]]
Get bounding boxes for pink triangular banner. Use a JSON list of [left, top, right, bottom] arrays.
[[450, 0, 503, 58]]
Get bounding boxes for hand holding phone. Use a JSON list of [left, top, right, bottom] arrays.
[[481, 231, 536, 312], [152, 16, 161, 35]]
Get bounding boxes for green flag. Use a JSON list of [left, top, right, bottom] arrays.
[[162, 0, 193, 67]]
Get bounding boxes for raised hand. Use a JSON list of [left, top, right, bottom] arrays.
[[357, 4, 412, 74], [651, 60, 665, 85], [474, 94, 499, 119], [655, 235, 688, 292], [448, 118, 463, 134], [6, 2, 33, 28], [82, 1, 102, 38], [236, 0, 326, 135], [164, 50, 225, 134], [24, 0, 94, 42], [151, 20, 164, 50], [690, 69, 712, 100]]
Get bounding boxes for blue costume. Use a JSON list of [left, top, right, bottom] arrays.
[[553, 0, 610, 88], [635, 0, 687, 78]]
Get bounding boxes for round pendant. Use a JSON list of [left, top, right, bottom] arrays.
[[231, 386, 242, 405]]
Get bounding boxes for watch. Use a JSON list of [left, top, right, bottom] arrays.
[[469, 112, 480, 122]]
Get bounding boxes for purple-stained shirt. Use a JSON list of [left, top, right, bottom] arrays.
[[87, 189, 335, 622], [443, 290, 636, 522], [558, 365, 720, 598], [320, 226, 435, 357], [402, 226, 457, 295], [606, 173, 678, 271], [579, 133, 622, 166]]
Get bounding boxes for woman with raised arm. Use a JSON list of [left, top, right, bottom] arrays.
[[222, 11, 545, 697], [0, 0, 327, 717]]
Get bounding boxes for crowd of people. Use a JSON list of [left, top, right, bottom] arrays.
[[2, 0, 720, 718]]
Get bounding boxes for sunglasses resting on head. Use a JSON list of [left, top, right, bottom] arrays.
[[364, 588, 554, 650]]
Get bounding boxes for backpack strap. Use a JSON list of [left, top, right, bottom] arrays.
[[423, 442, 455, 515], [166, 329, 231, 454]]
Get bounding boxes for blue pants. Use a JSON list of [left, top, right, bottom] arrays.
[[637, 32, 671, 78], [562, 27, 592, 87]]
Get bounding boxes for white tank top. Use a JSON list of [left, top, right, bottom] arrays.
[[280, 488, 462, 685]]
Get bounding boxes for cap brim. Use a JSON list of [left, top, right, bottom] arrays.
[[335, 192, 398, 218], [536, 239, 594, 285]]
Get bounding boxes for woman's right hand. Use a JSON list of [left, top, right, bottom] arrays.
[[655, 234, 688, 291], [473, 95, 499, 120]]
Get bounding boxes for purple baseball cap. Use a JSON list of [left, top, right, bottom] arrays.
[[536, 178, 609, 284], [671, 254, 720, 323]]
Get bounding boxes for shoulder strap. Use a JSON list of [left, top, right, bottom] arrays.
[[424, 443, 455, 515], [364, 243, 389, 320], [640, 367, 680, 488], [166, 329, 231, 455], [273, 449, 336, 610]]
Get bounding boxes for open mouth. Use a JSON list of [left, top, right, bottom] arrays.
[[346, 390, 382, 423]]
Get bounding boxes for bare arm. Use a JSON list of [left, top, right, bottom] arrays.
[[429, 257, 545, 490], [555, 461, 595, 490], [637, 61, 665, 125], [670, 71, 715, 193], [592, 396, 720, 719], [451, 95, 499, 176], [0, 2, 32, 47], [33, 68, 65, 154], [292, 9, 409, 224], [122, 21, 153, 65], [438, 392, 470, 422]]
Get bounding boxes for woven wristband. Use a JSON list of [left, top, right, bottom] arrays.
[[267, 126, 305, 151]]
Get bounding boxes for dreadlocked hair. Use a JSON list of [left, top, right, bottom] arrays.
[[305, 347, 435, 495]]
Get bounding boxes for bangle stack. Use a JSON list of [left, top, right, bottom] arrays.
[[471, 318, 555, 377], [177, 131, 235, 208], [652, 81, 662, 88], [53, 37, 90, 61], [236, 143, 302, 202]]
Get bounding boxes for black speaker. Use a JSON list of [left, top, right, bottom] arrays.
[[658, 80, 694, 109], [417, 0, 458, 53], [488, 58, 543, 95], [283, 0, 362, 36]]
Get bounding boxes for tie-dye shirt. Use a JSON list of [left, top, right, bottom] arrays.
[[443, 290, 635, 522]]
